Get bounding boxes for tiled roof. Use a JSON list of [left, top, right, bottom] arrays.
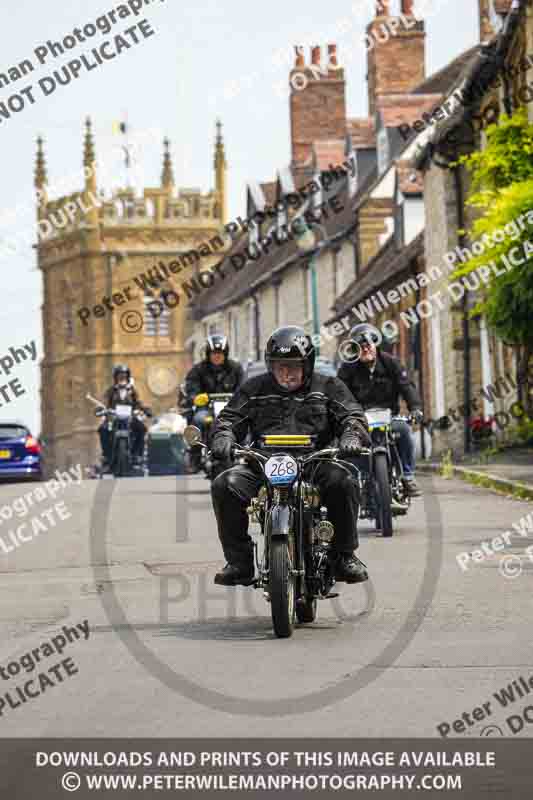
[[328, 230, 425, 323], [412, 47, 480, 95], [192, 177, 359, 318], [377, 94, 443, 127]]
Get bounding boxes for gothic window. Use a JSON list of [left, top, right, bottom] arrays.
[[143, 293, 170, 337]]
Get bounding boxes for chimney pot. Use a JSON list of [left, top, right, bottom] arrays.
[[294, 45, 305, 68], [328, 43, 338, 66], [311, 45, 321, 66]]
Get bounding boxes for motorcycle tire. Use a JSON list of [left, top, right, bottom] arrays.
[[114, 439, 129, 478], [269, 538, 295, 638], [296, 596, 317, 624], [374, 452, 393, 537]]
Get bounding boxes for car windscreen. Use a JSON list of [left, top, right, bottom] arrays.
[[0, 425, 28, 440]]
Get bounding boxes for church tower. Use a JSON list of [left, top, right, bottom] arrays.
[[38, 120, 228, 472]]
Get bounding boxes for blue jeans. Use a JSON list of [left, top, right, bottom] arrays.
[[193, 409, 211, 431], [392, 419, 415, 478]]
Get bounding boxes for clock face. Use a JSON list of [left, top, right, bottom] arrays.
[[146, 365, 178, 397]]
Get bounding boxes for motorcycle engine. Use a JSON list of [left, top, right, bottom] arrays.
[[313, 520, 334, 544]]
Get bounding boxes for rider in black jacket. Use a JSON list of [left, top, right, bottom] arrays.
[[210, 325, 370, 587], [98, 364, 150, 467], [337, 323, 423, 496], [184, 334, 243, 417], [184, 335, 243, 469]]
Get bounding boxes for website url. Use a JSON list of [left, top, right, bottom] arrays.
[[77, 772, 462, 791]]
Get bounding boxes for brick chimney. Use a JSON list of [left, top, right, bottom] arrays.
[[290, 44, 346, 165], [366, 0, 426, 116]]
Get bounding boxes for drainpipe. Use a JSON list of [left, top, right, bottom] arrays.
[[412, 261, 426, 460], [252, 294, 261, 361], [454, 165, 472, 455]]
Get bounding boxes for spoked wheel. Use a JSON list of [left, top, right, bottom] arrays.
[[296, 595, 317, 623], [374, 452, 393, 537], [270, 538, 295, 638], [114, 439, 129, 478]]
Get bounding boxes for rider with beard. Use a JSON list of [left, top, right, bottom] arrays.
[[210, 325, 370, 587], [98, 364, 151, 468], [337, 323, 424, 497]]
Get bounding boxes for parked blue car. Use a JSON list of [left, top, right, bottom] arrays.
[[0, 422, 42, 481]]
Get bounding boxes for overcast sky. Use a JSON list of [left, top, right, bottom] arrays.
[[0, 0, 478, 433]]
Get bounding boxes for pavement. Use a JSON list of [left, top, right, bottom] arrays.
[[0, 470, 531, 738], [419, 446, 533, 499]]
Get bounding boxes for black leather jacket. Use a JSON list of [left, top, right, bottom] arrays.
[[337, 351, 421, 416], [104, 383, 144, 410], [185, 359, 244, 399], [212, 371, 368, 450]]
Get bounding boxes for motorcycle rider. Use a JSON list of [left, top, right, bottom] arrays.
[[210, 325, 370, 587], [98, 364, 150, 468], [184, 334, 244, 469], [337, 323, 423, 497]]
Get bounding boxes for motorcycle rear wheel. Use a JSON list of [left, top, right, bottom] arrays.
[[296, 596, 317, 623], [374, 452, 393, 537], [270, 538, 295, 638]]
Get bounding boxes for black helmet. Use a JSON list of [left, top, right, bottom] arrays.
[[113, 363, 130, 382], [205, 334, 229, 360], [265, 326, 315, 389], [349, 323, 382, 347]]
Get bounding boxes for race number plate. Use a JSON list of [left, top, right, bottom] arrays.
[[115, 404, 132, 418], [213, 401, 228, 417], [265, 454, 298, 485]]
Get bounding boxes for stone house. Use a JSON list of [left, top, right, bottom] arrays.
[[410, 0, 533, 456], [191, 1, 449, 370]]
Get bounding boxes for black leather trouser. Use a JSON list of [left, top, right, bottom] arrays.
[[211, 462, 360, 568], [99, 418, 146, 459]]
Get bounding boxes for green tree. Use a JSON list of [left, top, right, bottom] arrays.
[[452, 109, 533, 414]]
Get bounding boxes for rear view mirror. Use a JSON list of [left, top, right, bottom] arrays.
[[183, 425, 202, 447]]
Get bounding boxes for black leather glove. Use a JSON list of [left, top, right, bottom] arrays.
[[339, 430, 363, 455], [212, 435, 234, 462], [411, 409, 424, 425]]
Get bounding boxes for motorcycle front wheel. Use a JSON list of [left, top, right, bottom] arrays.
[[269, 538, 295, 638], [114, 438, 129, 478], [374, 452, 393, 537]]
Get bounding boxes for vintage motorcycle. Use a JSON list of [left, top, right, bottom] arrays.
[[86, 393, 150, 478], [184, 428, 358, 638], [357, 407, 412, 537], [187, 392, 233, 478]]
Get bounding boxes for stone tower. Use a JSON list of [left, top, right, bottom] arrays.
[[38, 119, 228, 472]]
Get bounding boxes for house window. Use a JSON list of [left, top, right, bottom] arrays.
[[377, 128, 389, 175], [143, 294, 170, 337]]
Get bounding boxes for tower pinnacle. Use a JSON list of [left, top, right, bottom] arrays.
[[161, 137, 175, 189]]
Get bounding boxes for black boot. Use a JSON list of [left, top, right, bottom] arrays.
[[214, 563, 255, 587], [403, 476, 421, 497], [335, 554, 368, 584]]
